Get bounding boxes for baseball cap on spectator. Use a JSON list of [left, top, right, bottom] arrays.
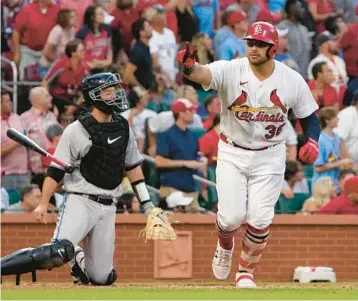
[[344, 176, 358, 195], [315, 31, 335, 47], [171, 98, 198, 113], [227, 10, 247, 26], [46, 124, 64, 141], [166, 191, 193, 208], [142, 5, 164, 22]]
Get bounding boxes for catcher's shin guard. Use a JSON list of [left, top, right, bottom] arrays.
[[1, 240, 74, 277]]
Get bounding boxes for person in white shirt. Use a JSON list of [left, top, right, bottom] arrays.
[[144, 5, 178, 83], [335, 91, 358, 168], [120, 87, 157, 153], [307, 31, 348, 91]]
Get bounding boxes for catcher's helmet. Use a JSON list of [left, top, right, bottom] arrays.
[[244, 21, 279, 59], [82, 72, 129, 114]]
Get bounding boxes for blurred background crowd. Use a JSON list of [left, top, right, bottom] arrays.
[[1, 0, 358, 215]]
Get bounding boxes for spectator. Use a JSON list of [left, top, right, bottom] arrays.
[[60, 0, 95, 31], [175, 0, 199, 43], [12, 0, 60, 80], [334, 0, 358, 24], [110, 0, 139, 54], [316, 175, 358, 214], [155, 98, 207, 213], [1, 187, 10, 211], [217, 10, 248, 61], [338, 14, 358, 82], [192, 0, 220, 38], [183, 33, 216, 102], [121, 86, 157, 152], [286, 120, 298, 161], [335, 91, 358, 167], [42, 39, 90, 114], [42, 123, 64, 169], [38, 8, 77, 78], [76, 4, 113, 73], [274, 28, 300, 73], [20, 87, 59, 175], [277, 0, 312, 79], [311, 107, 353, 193], [199, 114, 220, 166], [324, 14, 348, 38], [281, 161, 309, 199], [308, 61, 341, 110], [116, 192, 141, 213], [300, 176, 336, 214], [307, 31, 348, 91], [226, 0, 279, 24], [202, 95, 221, 130], [337, 168, 357, 193], [145, 5, 178, 84], [4, 184, 44, 213], [307, 0, 337, 34], [213, 10, 233, 53], [1, 91, 29, 190], [123, 18, 155, 90]]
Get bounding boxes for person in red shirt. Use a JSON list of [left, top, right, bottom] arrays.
[[110, 0, 139, 54], [307, 0, 336, 34], [199, 114, 220, 166], [339, 20, 358, 81], [203, 95, 221, 130], [42, 39, 90, 114], [76, 4, 113, 73], [12, 0, 60, 80], [316, 175, 358, 214], [308, 61, 341, 110]]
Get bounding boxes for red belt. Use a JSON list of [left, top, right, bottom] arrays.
[[219, 133, 278, 151]]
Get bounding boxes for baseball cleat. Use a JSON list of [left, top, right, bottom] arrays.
[[235, 272, 257, 289], [69, 246, 89, 285], [212, 239, 234, 280]]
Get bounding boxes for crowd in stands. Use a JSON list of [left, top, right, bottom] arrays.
[[1, 0, 358, 215]]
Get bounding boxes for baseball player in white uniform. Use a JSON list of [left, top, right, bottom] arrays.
[[1, 73, 158, 285], [178, 21, 321, 288]]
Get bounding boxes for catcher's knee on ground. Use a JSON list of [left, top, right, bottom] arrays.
[[1, 239, 74, 276], [88, 269, 117, 286]]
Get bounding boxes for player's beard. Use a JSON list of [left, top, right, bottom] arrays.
[[248, 54, 270, 66]]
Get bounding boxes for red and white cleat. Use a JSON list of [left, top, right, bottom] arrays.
[[235, 272, 257, 289], [212, 240, 234, 280]]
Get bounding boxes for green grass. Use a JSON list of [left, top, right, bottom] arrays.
[[1, 283, 358, 300]]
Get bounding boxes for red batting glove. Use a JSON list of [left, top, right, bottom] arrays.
[[177, 42, 197, 75], [299, 138, 319, 165]]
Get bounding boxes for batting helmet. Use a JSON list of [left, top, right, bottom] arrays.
[[243, 21, 279, 59], [82, 72, 129, 114]]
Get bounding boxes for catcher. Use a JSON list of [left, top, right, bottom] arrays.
[[1, 72, 176, 285]]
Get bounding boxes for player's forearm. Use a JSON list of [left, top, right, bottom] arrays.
[[126, 165, 154, 213], [182, 64, 212, 87], [40, 176, 59, 206]]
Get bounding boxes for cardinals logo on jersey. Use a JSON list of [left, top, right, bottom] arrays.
[[228, 90, 247, 110], [270, 89, 287, 113]]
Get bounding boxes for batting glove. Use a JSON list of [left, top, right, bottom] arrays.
[[177, 42, 197, 75], [299, 138, 319, 165]]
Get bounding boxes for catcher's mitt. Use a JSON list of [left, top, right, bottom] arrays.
[[139, 207, 177, 242]]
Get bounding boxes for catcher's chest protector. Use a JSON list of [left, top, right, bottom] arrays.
[[78, 113, 129, 190]]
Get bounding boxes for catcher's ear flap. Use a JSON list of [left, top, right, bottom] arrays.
[[139, 208, 177, 242]]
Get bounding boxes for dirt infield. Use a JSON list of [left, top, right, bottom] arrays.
[[2, 281, 358, 290]]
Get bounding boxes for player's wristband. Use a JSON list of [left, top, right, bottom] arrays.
[[132, 180, 154, 213], [183, 63, 197, 76]]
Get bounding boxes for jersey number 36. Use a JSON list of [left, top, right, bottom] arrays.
[[264, 123, 285, 139]]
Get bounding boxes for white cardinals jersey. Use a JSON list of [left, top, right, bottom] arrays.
[[203, 57, 319, 149]]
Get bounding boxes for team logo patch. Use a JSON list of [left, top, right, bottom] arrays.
[[254, 24, 263, 35]]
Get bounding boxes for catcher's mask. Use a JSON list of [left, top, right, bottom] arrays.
[[82, 72, 129, 114]]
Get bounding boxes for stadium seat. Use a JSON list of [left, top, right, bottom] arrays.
[[6, 189, 21, 205], [276, 193, 310, 214], [190, 128, 206, 140], [304, 165, 314, 179], [205, 165, 218, 210]]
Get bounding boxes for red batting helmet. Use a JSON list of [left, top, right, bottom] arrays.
[[244, 21, 279, 59]]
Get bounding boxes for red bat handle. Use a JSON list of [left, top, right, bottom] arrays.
[[47, 153, 67, 169]]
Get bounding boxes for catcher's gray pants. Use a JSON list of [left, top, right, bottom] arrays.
[[51, 193, 116, 284]]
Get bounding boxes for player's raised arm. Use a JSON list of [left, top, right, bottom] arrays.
[[177, 42, 213, 87]]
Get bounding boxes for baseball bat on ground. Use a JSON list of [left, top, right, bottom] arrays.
[[6, 128, 74, 173]]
